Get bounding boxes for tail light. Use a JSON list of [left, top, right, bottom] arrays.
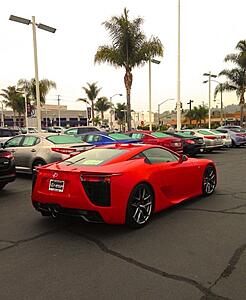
[[80, 173, 121, 207], [32, 169, 39, 191], [1, 151, 13, 159], [185, 139, 195, 144], [236, 133, 244, 137], [170, 141, 182, 148], [205, 136, 216, 140], [51, 147, 75, 155]]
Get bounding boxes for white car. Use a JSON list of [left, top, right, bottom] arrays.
[[180, 129, 224, 152]]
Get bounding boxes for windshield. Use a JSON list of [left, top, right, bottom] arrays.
[[61, 148, 127, 166], [46, 135, 83, 144], [151, 132, 170, 138], [230, 128, 245, 133]]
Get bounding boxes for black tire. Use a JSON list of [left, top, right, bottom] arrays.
[[0, 183, 6, 191], [202, 165, 216, 196], [41, 211, 51, 217], [32, 160, 46, 173], [125, 183, 154, 229]]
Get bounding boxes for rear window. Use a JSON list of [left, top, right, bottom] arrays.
[[211, 130, 223, 135], [175, 132, 193, 137], [46, 135, 83, 144], [198, 130, 215, 135], [151, 132, 170, 138], [61, 148, 127, 166], [108, 133, 133, 140]]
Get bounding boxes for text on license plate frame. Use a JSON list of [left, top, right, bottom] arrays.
[[49, 179, 65, 192]]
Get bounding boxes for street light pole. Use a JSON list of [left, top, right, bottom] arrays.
[[149, 58, 160, 131], [176, 0, 181, 131], [109, 93, 122, 130], [9, 15, 56, 133], [203, 72, 217, 129], [158, 98, 175, 128], [57, 95, 61, 126], [24, 92, 28, 129], [31, 16, 41, 132]]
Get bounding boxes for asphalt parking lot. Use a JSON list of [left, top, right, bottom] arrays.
[[0, 148, 245, 300]]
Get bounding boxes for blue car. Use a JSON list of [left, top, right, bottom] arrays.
[[78, 132, 141, 146]]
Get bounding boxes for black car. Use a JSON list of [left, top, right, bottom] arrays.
[[164, 131, 205, 156], [0, 128, 20, 146], [0, 150, 16, 190]]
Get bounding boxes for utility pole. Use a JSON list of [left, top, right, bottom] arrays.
[[57, 95, 61, 126], [187, 99, 194, 111], [187, 99, 194, 125]]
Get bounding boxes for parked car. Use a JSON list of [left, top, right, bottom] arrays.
[[32, 143, 217, 228], [1, 133, 93, 174], [0, 128, 20, 146], [126, 130, 183, 154], [217, 126, 246, 147], [180, 129, 223, 152], [20, 127, 39, 134], [64, 126, 101, 135], [79, 132, 141, 146], [209, 129, 232, 148], [0, 150, 16, 190], [46, 126, 65, 133], [164, 131, 205, 156]]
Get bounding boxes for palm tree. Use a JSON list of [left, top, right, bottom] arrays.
[[17, 78, 56, 105], [115, 102, 127, 131], [95, 8, 164, 131], [15, 96, 25, 126], [94, 97, 111, 123], [0, 86, 22, 127], [185, 109, 195, 125], [79, 82, 102, 125], [93, 115, 101, 126], [190, 105, 208, 126], [215, 40, 246, 126]]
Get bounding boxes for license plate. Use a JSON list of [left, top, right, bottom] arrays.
[[49, 180, 64, 192]]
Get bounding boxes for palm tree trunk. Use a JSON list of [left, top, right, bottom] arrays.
[[124, 68, 133, 131], [101, 112, 104, 123], [91, 100, 95, 125], [239, 94, 245, 127], [240, 103, 244, 126], [13, 110, 16, 128]]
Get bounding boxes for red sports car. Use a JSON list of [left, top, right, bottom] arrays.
[[126, 130, 183, 154], [32, 144, 217, 228]]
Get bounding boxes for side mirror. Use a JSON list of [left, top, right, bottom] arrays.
[[0, 142, 5, 149], [178, 154, 188, 163]]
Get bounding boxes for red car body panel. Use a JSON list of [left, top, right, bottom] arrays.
[[32, 144, 216, 224], [127, 130, 183, 153]]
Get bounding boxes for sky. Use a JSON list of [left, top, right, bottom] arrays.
[[0, 0, 245, 114]]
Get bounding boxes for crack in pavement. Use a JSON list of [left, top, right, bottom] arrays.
[[67, 228, 231, 300], [0, 227, 64, 252], [208, 242, 246, 291], [179, 208, 246, 215]]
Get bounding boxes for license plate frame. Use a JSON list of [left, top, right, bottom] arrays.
[[49, 179, 65, 193]]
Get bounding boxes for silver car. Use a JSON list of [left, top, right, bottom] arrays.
[[2, 133, 93, 174], [180, 129, 224, 152]]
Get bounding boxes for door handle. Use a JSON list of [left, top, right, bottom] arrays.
[[31, 149, 36, 152]]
